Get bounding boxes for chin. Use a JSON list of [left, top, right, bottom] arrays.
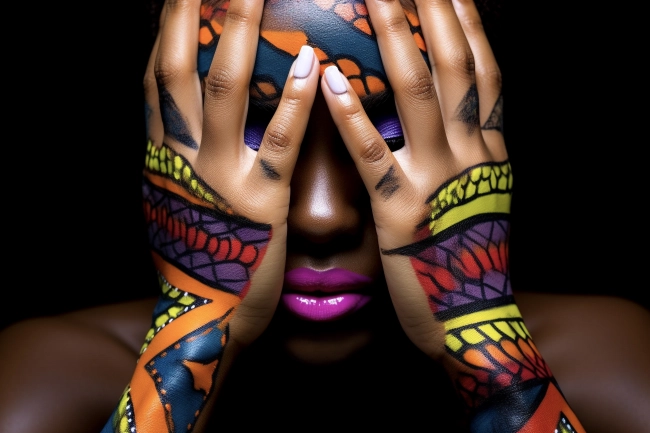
[[263, 290, 399, 365], [283, 329, 373, 365]]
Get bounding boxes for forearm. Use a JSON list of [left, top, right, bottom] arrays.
[[384, 161, 585, 432], [102, 143, 271, 433]]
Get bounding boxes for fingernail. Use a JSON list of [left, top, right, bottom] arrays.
[[324, 65, 347, 94], [294, 45, 314, 78]]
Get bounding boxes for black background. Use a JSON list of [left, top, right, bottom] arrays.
[[3, 1, 644, 330]]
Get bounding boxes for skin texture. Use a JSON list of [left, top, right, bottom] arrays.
[[1, 0, 643, 431]]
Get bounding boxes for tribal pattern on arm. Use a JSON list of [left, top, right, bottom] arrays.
[[101, 142, 272, 433], [382, 162, 585, 433]]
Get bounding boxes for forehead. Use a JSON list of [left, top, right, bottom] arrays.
[[198, 0, 424, 103]]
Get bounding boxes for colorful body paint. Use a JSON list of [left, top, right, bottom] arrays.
[[101, 142, 272, 433], [198, 0, 427, 101], [383, 162, 585, 433], [481, 93, 504, 133]]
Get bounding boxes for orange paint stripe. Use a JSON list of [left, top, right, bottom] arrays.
[[130, 369, 169, 433], [144, 172, 213, 208], [137, 254, 241, 366], [152, 252, 242, 306], [519, 382, 586, 433]]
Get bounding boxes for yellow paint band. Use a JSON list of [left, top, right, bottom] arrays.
[[429, 192, 511, 236], [444, 303, 523, 331]]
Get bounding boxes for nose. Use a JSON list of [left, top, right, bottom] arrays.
[[287, 92, 368, 257]]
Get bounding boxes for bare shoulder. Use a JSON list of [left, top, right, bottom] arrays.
[[0, 298, 156, 433], [516, 292, 650, 433]]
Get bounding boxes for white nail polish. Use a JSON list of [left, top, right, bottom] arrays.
[[325, 65, 347, 94], [294, 45, 314, 78]]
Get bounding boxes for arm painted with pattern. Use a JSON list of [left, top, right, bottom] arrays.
[[382, 162, 585, 432], [101, 0, 321, 430], [316, 0, 588, 430], [101, 143, 271, 433]]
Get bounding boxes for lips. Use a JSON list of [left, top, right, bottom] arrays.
[[281, 268, 372, 321]]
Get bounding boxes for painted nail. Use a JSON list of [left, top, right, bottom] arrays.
[[294, 45, 314, 78], [324, 65, 347, 94]]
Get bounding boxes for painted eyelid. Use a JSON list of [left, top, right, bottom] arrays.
[[244, 121, 266, 151], [245, 114, 404, 151], [371, 114, 404, 141]]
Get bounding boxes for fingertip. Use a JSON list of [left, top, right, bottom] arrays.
[[293, 45, 315, 79], [323, 65, 348, 95]]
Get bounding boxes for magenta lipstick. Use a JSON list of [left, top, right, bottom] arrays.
[[281, 268, 372, 321]]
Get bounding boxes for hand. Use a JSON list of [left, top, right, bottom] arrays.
[[103, 0, 319, 431], [321, 0, 506, 359], [320, 0, 585, 431]]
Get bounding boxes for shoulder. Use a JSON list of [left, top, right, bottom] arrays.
[[0, 298, 156, 433], [516, 292, 650, 433]]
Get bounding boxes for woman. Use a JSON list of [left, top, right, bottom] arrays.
[[1, 0, 648, 431]]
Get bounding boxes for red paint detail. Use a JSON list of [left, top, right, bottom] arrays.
[[432, 266, 456, 291], [475, 247, 493, 271], [494, 372, 512, 387], [459, 249, 482, 279], [488, 243, 502, 272], [215, 238, 230, 261], [187, 227, 197, 248], [195, 229, 208, 250], [228, 237, 242, 260], [207, 237, 219, 255], [239, 245, 257, 264]]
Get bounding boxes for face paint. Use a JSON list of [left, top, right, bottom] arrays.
[[198, 0, 424, 151]]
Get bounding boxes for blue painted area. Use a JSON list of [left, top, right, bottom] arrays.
[[470, 380, 548, 433], [146, 320, 226, 432]]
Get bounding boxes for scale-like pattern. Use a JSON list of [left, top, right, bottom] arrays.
[[383, 161, 585, 432], [142, 177, 270, 295], [444, 304, 552, 408], [411, 219, 512, 314], [145, 141, 233, 214], [140, 273, 212, 355]]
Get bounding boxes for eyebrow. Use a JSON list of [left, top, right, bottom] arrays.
[[249, 88, 395, 113]]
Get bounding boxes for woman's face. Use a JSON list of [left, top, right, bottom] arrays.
[[198, 0, 420, 364]]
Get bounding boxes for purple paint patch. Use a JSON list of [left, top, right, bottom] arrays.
[[372, 114, 403, 140], [143, 178, 271, 295]]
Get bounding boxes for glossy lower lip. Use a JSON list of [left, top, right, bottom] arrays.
[[281, 293, 371, 321], [282, 268, 373, 321]]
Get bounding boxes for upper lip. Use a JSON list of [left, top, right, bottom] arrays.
[[283, 268, 372, 294]]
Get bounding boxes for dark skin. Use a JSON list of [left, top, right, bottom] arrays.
[[1, 0, 649, 432]]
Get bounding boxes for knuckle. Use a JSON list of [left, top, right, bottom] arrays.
[[165, 0, 194, 13], [399, 68, 436, 101], [477, 64, 502, 90], [143, 72, 157, 95], [379, 14, 409, 36], [279, 92, 302, 110], [459, 15, 485, 36], [444, 45, 475, 77], [358, 136, 388, 164], [419, 0, 453, 11], [154, 59, 182, 88], [224, 6, 253, 28], [204, 66, 238, 100], [263, 120, 293, 153]]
